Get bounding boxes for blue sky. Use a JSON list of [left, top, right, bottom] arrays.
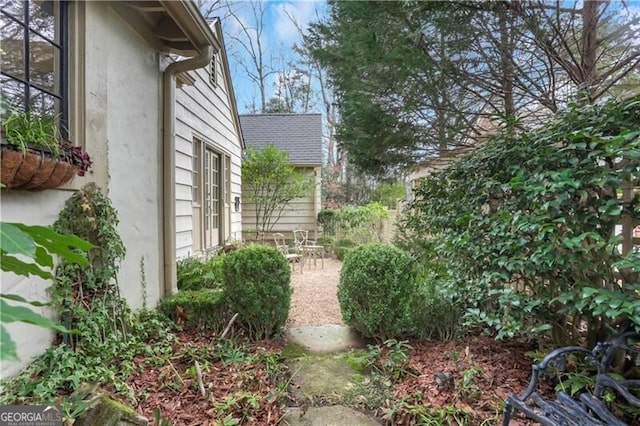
[[213, 0, 327, 114]]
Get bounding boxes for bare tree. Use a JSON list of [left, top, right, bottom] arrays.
[[200, 0, 277, 113], [511, 0, 640, 104]]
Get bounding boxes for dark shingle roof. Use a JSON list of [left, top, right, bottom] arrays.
[[239, 113, 322, 165]]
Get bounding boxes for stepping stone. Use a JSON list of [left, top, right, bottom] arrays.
[[288, 356, 361, 402], [282, 405, 380, 426], [286, 325, 367, 354]]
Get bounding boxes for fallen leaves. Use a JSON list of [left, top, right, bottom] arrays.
[[122, 331, 549, 425]]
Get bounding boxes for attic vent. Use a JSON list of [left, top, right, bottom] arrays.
[[209, 55, 217, 87]]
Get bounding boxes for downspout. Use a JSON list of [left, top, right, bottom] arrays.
[[162, 45, 213, 296]]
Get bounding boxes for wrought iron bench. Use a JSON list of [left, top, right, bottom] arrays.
[[502, 327, 640, 425]]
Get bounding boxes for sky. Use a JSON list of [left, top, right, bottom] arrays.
[[211, 0, 327, 114]]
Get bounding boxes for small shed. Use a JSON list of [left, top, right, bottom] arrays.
[[239, 113, 323, 237]]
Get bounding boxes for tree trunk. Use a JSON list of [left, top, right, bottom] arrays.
[[580, 0, 599, 103]]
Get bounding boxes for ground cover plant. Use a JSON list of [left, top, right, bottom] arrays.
[[125, 333, 289, 425], [0, 186, 292, 424], [0, 184, 175, 418]]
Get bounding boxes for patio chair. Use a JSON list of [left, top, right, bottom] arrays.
[[273, 233, 303, 273], [293, 230, 324, 268]]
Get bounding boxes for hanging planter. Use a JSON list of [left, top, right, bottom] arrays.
[[1, 145, 79, 190], [0, 110, 91, 191]]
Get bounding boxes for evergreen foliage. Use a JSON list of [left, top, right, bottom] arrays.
[[402, 96, 640, 344], [222, 245, 292, 340], [338, 244, 417, 340], [159, 289, 232, 332], [177, 255, 225, 291]]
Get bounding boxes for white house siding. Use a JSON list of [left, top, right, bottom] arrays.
[[0, 2, 164, 377], [174, 57, 243, 258], [242, 166, 321, 236]]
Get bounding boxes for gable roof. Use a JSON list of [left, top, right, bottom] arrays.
[[239, 113, 323, 166]]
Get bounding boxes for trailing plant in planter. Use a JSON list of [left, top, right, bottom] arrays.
[[0, 109, 92, 190]]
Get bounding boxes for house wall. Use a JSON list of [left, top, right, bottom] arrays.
[[104, 6, 163, 309], [174, 56, 243, 258], [242, 165, 321, 237], [0, 2, 164, 377]]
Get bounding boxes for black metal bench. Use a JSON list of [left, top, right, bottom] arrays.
[[502, 328, 640, 425]]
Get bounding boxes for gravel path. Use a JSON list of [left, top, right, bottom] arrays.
[[286, 257, 344, 327]]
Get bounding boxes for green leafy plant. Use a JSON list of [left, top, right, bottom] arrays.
[[222, 245, 292, 340], [2, 109, 92, 175], [456, 365, 483, 401], [404, 95, 640, 344], [338, 244, 417, 340], [366, 339, 413, 381], [371, 180, 405, 209], [330, 202, 390, 244], [0, 222, 92, 360], [159, 289, 232, 332], [2, 109, 61, 154], [1, 183, 175, 404], [177, 254, 225, 291], [334, 238, 356, 261], [408, 262, 463, 340], [242, 144, 314, 233], [317, 209, 338, 234]]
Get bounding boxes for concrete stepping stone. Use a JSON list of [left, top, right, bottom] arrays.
[[286, 325, 367, 354], [288, 355, 361, 402], [282, 405, 380, 425]]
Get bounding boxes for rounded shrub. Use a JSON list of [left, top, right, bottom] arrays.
[[222, 245, 292, 340], [338, 243, 417, 340]]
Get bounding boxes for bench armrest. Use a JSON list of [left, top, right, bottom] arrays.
[[517, 346, 593, 401]]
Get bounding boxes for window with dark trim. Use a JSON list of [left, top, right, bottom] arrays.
[[1, 0, 67, 133]]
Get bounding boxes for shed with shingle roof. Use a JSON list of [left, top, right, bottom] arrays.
[[239, 113, 323, 166], [239, 113, 323, 238]]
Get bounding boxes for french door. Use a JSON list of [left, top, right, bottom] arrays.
[[203, 149, 220, 248]]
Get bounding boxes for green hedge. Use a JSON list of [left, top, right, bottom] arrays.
[[222, 245, 292, 340], [338, 244, 417, 340], [177, 255, 225, 291], [159, 289, 232, 332], [335, 238, 357, 261]]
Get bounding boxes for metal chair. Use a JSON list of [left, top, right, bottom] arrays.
[[293, 230, 324, 268], [273, 233, 303, 273]]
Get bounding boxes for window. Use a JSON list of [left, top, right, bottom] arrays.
[[209, 55, 216, 87], [1, 0, 67, 129]]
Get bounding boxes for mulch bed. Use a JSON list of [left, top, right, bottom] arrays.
[[126, 332, 286, 425], [388, 335, 551, 425], [124, 331, 549, 425]]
